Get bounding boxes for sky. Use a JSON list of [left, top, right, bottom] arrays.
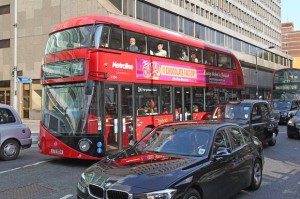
[[281, 0, 300, 30]]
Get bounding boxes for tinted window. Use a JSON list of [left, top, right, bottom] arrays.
[[227, 126, 250, 149], [0, 108, 16, 124], [260, 103, 269, 119], [138, 127, 210, 156], [212, 129, 231, 155]]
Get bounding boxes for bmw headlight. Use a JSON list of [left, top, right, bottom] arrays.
[[144, 189, 177, 199], [78, 138, 91, 152], [296, 123, 300, 129], [78, 173, 88, 194], [287, 120, 293, 126]]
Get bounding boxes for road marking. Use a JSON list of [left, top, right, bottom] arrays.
[[0, 160, 52, 174], [60, 194, 73, 199]]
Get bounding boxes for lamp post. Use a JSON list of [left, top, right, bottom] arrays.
[[255, 46, 275, 99], [13, 0, 18, 112]]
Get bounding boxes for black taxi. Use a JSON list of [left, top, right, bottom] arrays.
[[212, 100, 278, 146]]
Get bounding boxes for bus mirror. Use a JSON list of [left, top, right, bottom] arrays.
[[85, 80, 94, 95]]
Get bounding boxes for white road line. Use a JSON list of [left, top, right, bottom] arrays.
[[0, 167, 22, 174], [60, 194, 73, 199], [0, 160, 52, 174]]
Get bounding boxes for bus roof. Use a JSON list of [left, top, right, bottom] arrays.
[[51, 15, 234, 55]]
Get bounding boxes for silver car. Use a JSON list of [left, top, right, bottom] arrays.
[[0, 103, 32, 160]]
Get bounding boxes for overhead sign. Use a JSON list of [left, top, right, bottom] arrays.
[[17, 78, 32, 83]]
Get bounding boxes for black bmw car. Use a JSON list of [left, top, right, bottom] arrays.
[[77, 121, 264, 199]]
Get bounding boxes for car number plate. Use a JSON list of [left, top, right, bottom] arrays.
[[50, 148, 64, 155]]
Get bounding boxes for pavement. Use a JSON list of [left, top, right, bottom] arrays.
[[22, 119, 40, 144]]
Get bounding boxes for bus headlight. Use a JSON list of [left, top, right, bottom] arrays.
[[78, 138, 91, 152]]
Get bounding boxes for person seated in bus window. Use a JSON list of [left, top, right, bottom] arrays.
[[155, 43, 167, 57], [100, 39, 108, 48], [140, 44, 147, 54], [191, 52, 199, 63], [204, 55, 214, 65], [126, 37, 139, 52], [162, 106, 169, 114], [193, 105, 199, 112], [175, 106, 182, 120], [179, 49, 189, 61]]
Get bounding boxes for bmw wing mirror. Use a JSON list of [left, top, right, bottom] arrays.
[[212, 147, 231, 161]]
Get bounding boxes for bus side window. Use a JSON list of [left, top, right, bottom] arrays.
[[149, 37, 169, 58], [170, 42, 189, 61], [203, 50, 217, 66], [109, 27, 123, 50], [125, 31, 147, 54], [94, 25, 110, 48]]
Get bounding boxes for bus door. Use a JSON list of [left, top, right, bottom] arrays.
[[174, 87, 192, 121], [104, 83, 133, 152]]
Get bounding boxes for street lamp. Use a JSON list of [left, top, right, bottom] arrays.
[[255, 46, 275, 99], [13, 0, 18, 112]]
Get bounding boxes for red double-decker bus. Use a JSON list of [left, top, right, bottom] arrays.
[[271, 68, 300, 100], [39, 16, 244, 160]]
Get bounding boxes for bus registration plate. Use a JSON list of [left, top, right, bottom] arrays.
[[51, 148, 64, 155]]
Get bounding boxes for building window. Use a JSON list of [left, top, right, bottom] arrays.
[[160, 9, 178, 31], [137, 1, 158, 25], [109, 0, 122, 12], [0, 39, 10, 49], [184, 18, 194, 36], [216, 31, 224, 46], [195, 23, 205, 40], [123, 0, 135, 17], [0, 5, 10, 15]]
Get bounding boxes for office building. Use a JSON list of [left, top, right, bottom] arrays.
[[282, 22, 300, 68], [0, 0, 292, 119]]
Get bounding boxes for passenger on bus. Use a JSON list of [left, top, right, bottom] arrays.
[[162, 106, 169, 114], [175, 106, 182, 120], [127, 37, 139, 52], [193, 105, 199, 112], [179, 49, 189, 61], [191, 52, 199, 63], [155, 43, 167, 57], [204, 55, 214, 65]]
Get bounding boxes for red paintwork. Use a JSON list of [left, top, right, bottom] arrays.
[[39, 123, 100, 160]]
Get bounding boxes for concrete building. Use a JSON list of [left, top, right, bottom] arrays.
[[0, 0, 292, 119], [282, 22, 300, 68]]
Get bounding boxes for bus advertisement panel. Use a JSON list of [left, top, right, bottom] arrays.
[[39, 16, 244, 160]]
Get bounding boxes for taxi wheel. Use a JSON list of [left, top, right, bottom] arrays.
[[183, 188, 201, 199], [0, 139, 20, 161], [248, 159, 262, 190]]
